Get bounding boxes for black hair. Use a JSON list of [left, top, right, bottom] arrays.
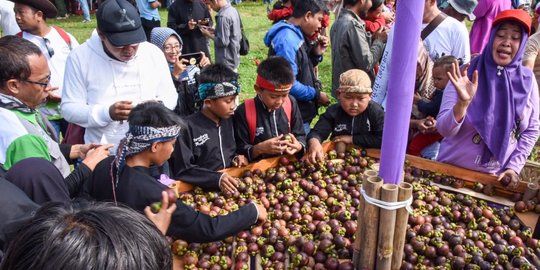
[[369, 0, 384, 11], [292, 0, 328, 18], [433, 55, 457, 72], [128, 101, 182, 128], [198, 63, 238, 84], [0, 36, 43, 89], [257, 56, 295, 86], [0, 201, 171, 270], [343, 0, 360, 7]]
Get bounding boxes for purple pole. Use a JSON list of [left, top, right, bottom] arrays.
[[379, 1, 425, 184]]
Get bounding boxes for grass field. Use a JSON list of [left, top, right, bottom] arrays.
[[48, 2, 334, 103]]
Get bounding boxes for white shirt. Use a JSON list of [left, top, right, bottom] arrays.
[[422, 15, 471, 64], [0, 0, 20, 36]]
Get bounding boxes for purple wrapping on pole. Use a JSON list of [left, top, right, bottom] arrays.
[[379, 1, 425, 184]]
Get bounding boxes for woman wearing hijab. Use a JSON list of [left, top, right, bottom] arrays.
[[437, 9, 539, 188], [150, 27, 210, 117]]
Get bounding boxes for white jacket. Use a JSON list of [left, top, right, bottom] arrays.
[[61, 31, 177, 150]]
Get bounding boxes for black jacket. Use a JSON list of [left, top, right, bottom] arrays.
[[307, 101, 385, 148], [167, 0, 212, 58], [87, 156, 258, 243], [170, 112, 236, 190], [234, 95, 306, 162]]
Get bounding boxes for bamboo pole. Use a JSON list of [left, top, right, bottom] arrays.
[[391, 182, 412, 270], [354, 175, 383, 269], [353, 170, 380, 266], [523, 182, 539, 201], [376, 184, 399, 270]]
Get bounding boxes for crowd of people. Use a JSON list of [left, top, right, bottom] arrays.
[[0, 0, 539, 267]]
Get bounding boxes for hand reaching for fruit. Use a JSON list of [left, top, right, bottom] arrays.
[[220, 173, 239, 194], [333, 135, 353, 145], [306, 138, 325, 164], [145, 190, 178, 235], [498, 169, 520, 190], [254, 203, 268, 223]]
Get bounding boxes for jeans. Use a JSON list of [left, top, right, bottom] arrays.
[[49, 119, 69, 139], [79, 0, 90, 20], [420, 141, 440, 160], [303, 122, 311, 135]]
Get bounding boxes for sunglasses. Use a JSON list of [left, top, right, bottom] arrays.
[[43, 37, 54, 58]]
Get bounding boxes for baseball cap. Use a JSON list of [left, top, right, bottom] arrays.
[[493, 9, 532, 35], [96, 0, 146, 47], [448, 0, 478, 21]]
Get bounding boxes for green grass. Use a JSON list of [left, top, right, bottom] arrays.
[[49, 2, 333, 103]]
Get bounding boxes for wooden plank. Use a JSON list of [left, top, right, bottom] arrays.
[[365, 149, 528, 194]]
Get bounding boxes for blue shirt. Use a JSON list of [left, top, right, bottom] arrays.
[[135, 0, 160, 21]]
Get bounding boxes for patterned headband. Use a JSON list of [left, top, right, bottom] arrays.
[[198, 81, 240, 100], [113, 125, 181, 187]]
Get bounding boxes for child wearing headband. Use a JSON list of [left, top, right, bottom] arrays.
[[234, 56, 306, 162], [88, 101, 266, 242], [170, 64, 247, 195]]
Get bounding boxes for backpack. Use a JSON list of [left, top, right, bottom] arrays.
[[245, 97, 292, 144], [17, 26, 73, 50], [237, 11, 249, 55]]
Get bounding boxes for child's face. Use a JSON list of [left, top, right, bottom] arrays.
[[432, 66, 450, 90], [366, 5, 384, 21], [301, 11, 325, 37], [152, 139, 176, 166], [207, 95, 238, 119], [337, 91, 371, 117], [256, 88, 290, 111]]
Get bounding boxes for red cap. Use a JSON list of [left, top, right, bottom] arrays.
[[493, 9, 532, 35]]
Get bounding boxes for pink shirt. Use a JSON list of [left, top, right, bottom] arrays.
[[469, 0, 511, 54]]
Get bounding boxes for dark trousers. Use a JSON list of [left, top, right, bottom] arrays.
[[141, 18, 161, 41]]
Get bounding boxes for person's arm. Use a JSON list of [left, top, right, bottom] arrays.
[[472, 0, 489, 18], [363, 16, 386, 33], [523, 34, 539, 70], [61, 54, 113, 128], [348, 23, 385, 74], [307, 107, 335, 143], [289, 97, 306, 156], [436, 85, 465, 137], [170, 136, 221, 190], [233, 105, 256, 161], [213, 15, 231, 48], [272, 37, 318, 101], [149, 0, 161, 9], [168, 200, 260, 243], [504, 81, 540, 173], [167, 5, 192, 36], [153, 49, 179, 110], [352, 103, 385, 148]]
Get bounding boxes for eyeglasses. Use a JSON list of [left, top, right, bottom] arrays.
[[21, 75, 51, 90], [43, 37, 54, 58], [164, 44, 182, 53]]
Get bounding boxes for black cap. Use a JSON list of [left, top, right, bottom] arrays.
[[96, 0, 146, 47]]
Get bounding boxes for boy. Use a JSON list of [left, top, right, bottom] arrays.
[[306, 69, 385, 163], [408, 55, 456, 158], [234, 56, 306, 162], [264, 0, 331, 132], [170, 64, 246, 194], [88, 101, 266, 243]]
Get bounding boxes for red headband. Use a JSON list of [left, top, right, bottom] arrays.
[[255, 75, 292, 92]]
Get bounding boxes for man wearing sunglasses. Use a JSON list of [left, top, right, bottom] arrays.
[[61, 0, 177, 152], [12, 0, 79, 140]]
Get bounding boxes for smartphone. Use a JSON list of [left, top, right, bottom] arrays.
[[198, 18, 211, 26], [180, 52, 203, 66]]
